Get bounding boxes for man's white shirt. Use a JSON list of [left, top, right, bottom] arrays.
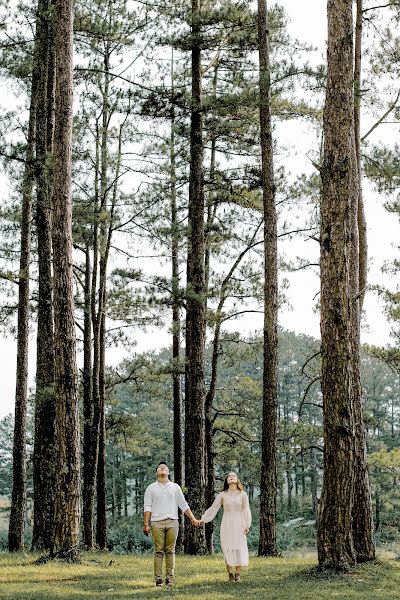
[[143, 480, 189, 521]]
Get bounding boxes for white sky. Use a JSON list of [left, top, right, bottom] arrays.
[[0, 0, 399, 419]]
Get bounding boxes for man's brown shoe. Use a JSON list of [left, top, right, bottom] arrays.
[[155, 578, 163, 586], [165, 579, 174, 586]]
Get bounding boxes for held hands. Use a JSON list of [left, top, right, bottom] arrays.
[[191, 518, 202, 528], [244, 528, 249, 535]]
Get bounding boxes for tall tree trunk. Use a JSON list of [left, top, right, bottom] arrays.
[[354, 0, 367, 309], [204, 317, 220, 555], [83, 120, 100, 549], [95, 101, 123, 550], [82, 241, 96, 548], [317, 0, 357, 570], [32, 0, 56, 552], [203, 63, 219, 556], [83, 44, 111, 546], [184, 0, 206, 555], [170, 56, 184, 552], [352, 0, 375, 563], [8, 60, 37, 553], [96, 314, 107, 550], [51, 0, 80, 557], [257, 0, 278, 557]]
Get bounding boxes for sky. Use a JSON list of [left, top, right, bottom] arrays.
[[0, 0, 398, 419]]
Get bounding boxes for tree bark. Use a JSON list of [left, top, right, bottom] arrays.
[[354, 0, 367, 309], [82, 241, 96, 549], [95, 95, 123, 550], [204, 318, 220, 555], [50, 0, 80, 557], [96, 316, 107, 550], [203, 64, 219, 556], [8, 54, 37, 553], [257, 0, 278, 557], [317, 0, 357, 570], [170, 59, 184, 551], [83, 47, 111, 547], [184, 0, 206, 555], [352, 0, 375, 563], [32, 0, 56, 552]]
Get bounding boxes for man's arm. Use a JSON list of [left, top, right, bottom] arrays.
[[184, 508, 201, 527], [143, 511, 151, 536], [143, 486, 152, 535], [176, 485, 200, 527]]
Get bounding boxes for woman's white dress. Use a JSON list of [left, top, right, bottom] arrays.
[[201, 490, 252, 566]]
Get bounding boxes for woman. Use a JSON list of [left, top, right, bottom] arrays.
[[200, 472, 251, 582]]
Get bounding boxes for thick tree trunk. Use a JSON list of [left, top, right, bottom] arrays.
[[8, 62, 37, 553], [317, 0, 357, 570], [32, 0, 56, 552], [184, 0, 206, 555], [257, 0, 278, 557], [352, 0, 375, 563], [50, 0, 80, 557]]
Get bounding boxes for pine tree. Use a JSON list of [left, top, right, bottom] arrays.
[[7, 38, 37, 554], [32, 0, 57, 552], [50, 0, 81, 557], [317, 0, 358, 570], [257, 0, 278, 557]]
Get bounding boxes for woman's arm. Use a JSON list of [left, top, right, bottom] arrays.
[[242, 492, 252, 531], [200, 492, 223, 523]]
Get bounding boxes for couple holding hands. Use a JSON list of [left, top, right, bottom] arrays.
[[143, 461, 251, 586]]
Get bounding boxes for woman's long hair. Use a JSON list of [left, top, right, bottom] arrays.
[[221, 472, 244, 492]]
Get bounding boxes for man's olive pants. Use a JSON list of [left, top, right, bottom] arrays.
[[151, 519, 179, 580]]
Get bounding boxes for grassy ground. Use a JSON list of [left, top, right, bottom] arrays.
[[0, 551, 399, 600]]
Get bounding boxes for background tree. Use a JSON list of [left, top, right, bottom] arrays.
[[50, 0, 81, 557], [7, 18, 37, 553], [32, 0, 57, 552], [317, 0, 358, 570], [257, 0, 278, 557]]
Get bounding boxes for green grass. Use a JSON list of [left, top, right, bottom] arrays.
[[0, 551, 399, 600]]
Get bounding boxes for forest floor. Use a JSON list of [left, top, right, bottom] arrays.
[[0, 551, 399, 600]]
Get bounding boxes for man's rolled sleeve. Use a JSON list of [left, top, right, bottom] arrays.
[[176, 486, 189, 512], [143, 486, 152, 512]]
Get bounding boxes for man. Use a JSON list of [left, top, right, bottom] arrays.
[[143, 461, 200, 586]]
